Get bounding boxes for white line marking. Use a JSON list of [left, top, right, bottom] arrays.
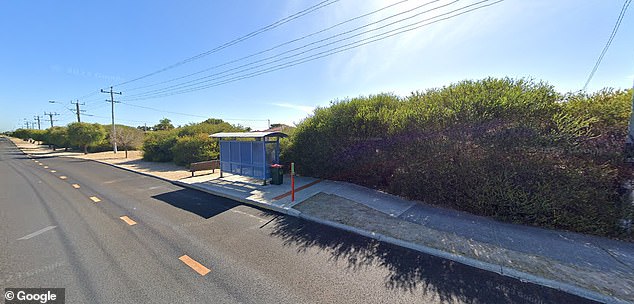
[[231, 209, 267, 222], [17, 226, 56, 240]]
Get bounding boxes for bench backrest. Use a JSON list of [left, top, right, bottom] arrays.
[[190, 160, 220, 171]]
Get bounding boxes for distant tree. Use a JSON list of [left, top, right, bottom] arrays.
[[153, 118, 174, 131], [111, 126, 144, 158], [137, 125, 152, 132], [45, 126, 69, 151], [202, 118, 224, 125], [67, 122, 106, 154], [11, 129, 31, 140]]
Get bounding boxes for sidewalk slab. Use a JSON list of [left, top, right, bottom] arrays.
[[399, 204, 634, 272]]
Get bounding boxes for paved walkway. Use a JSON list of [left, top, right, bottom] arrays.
[[8, 137, 634, 303]]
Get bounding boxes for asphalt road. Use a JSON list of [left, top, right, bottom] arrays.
[[0, 137, 598, 304]]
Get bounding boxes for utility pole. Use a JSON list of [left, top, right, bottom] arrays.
[[70, 100, 85, 122], [44, 112, 59, 128], [34, 115, 41, 130], [101, 86, 122, 153], [23, 119, 30, 129]]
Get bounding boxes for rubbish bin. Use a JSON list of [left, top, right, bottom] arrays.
[[270, 164, 283, 185]]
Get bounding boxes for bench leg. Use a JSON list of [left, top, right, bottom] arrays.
[[191, 171, 194, 177]]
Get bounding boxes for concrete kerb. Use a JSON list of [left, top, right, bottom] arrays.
[[296, 212, 628, 304]]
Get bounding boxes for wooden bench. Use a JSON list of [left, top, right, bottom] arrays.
[[189, 160, 220, 177]]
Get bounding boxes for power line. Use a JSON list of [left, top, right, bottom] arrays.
[[582, 0, 631, 91], [58, 0, 342, 121], [115, 0, 341, 87], [124, 0, 446, 97], [119, 102, 206, 119], [123, 0, 461, 99], [123, 0, 502, 101], [124, 0, 413, 93], [118, 102, 269, 122]]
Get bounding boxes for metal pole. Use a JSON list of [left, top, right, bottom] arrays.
[[110, 87, 117, 153], [101, 86, 121, 153], [291, 162, 295, 202]]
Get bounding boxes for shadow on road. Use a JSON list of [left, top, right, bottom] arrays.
[[267, 215, 598, 304], [151, 189, 242, 219]]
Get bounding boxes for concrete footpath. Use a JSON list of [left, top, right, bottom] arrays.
[[9, 137, 634, 304]]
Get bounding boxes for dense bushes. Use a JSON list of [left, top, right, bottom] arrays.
[[142, 118, 245, 165], [284, 78, 633, 238], [142, 130, 178, 162], [172, 134, 218, 166], [46, 126, 69, 150], [67, 122, 107, 154]]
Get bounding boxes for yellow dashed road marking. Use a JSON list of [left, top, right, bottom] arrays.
[[44, 166, 49, 169], [50, 170, 56, 173], [72, 184, 80, 189], [59, 176, 67, 180], [89, 196, 101, 203], [37, 163, 43, 166], [179, 255, 211, 276], [119, 216, 137, 226]]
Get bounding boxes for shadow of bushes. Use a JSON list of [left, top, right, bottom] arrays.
[[268, 215, 598, 304]]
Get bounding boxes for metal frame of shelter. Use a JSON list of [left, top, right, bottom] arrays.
[[210, 132, 288, 184]]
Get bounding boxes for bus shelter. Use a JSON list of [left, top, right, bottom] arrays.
[[210, 131, 288, 184]]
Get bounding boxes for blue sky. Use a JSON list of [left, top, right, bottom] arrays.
[[1, 0, 632, 132]]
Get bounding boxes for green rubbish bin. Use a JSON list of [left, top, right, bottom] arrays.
[[270, 164, 283, 185]]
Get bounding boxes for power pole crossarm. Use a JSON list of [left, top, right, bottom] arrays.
[[43, 112, 59, 128], [34, 115, 41, 130], [71, 100, 85, 123], [101, 86, 122, 153]]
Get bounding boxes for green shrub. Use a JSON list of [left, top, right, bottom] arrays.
[[142, 130, 178, 162], [45, 126, 69, 149], [12, 129, 45, 141], [67, 122, 107, 154], [141, 118, 245, 164], [171, 133, 218, 166], [177, 120, 244, 137]]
